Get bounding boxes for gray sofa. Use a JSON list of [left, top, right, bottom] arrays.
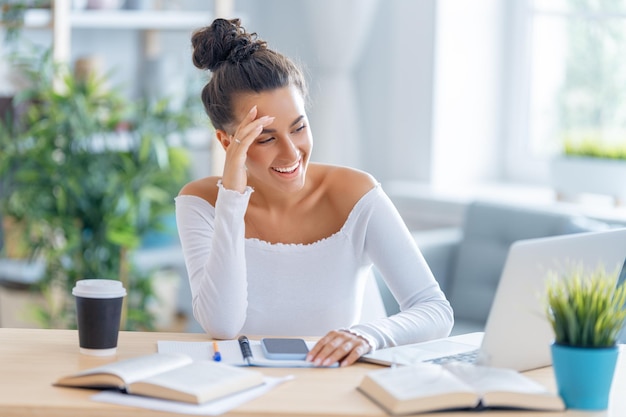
[[376, 200, 621, 335]]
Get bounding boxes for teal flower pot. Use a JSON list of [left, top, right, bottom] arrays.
[[551, 343, 618, 410]]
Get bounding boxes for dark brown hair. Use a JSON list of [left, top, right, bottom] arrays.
[[191, 18, 307, 131]]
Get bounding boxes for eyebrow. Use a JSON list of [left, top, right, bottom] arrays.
[[261, 115, 305, 134]]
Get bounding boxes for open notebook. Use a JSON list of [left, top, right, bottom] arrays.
[[157, 339, 336, 368], [362, 228, 626, 371]]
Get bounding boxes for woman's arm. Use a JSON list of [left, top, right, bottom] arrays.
[[307, 185, 454, 367], [175, 182, 252, 338], [350, 189, 454, 349]]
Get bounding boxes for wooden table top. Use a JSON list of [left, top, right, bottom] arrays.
[[0, 328, 622, 417]]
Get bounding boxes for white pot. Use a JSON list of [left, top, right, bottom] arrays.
[[550, 156, 626, 200]]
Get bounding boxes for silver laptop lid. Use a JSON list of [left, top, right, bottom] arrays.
[[478, 228, 626, 371]]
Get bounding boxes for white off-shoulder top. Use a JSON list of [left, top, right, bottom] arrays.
[[175, 182, 453, 350]]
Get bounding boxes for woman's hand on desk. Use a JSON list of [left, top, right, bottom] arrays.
[[306, 330, 372, 367]]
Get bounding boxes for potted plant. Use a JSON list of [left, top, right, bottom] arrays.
[[550, 136, 626, 206], [545, 264, 626, 410], [1, 1, 50, 42], [0, 47, 193, 330]]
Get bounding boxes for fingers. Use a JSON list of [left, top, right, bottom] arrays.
[[231, 104, 258, 145], [220, 106, 274, 192], [227, 108, 274, 153], [230, 106, 274, 149], [306, 330, 372, 367]]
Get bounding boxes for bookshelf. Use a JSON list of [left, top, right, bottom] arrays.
[[23, 8, 215, 30], [22, 1, 233, 64]]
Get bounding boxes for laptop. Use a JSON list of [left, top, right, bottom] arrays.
[[361, 228, 626, 371]]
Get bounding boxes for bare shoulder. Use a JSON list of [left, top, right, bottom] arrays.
[[178, 176, 221, 206], [314, 164, 378, 211]]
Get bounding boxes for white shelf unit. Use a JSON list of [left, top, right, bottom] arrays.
[[22, 0, 234, 64], [71, 10, 214, 29], [24, 9, 214, 30], [11, 0, 234, 181]]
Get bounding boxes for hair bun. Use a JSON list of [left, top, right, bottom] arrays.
[[192, 18, 266, 71]]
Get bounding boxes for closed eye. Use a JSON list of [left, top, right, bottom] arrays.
[[257, 136, 275, 145], [292, 124, 307, 134], [256, 123, 306, 144]]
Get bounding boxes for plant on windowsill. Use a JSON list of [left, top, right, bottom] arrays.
[[0, 47, 193, 330], [550, 136, 626, 205], [562, 138, 626, 160], [544, 264, 626, 410]]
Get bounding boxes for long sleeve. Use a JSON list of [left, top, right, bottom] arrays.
[[175, 182, 253, 338], [348, 189, 454, 350], [176, 182, 453, 347]]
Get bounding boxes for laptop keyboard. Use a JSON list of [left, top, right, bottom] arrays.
[[425, 349, 479, 365]]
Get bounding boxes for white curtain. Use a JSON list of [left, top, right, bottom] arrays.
[[303, 0, 379, 168]]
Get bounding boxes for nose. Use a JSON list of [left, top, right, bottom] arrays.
[[279, 136, 300, 161]]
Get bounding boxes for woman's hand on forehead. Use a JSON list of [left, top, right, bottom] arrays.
[[221, 105, 274, 193]]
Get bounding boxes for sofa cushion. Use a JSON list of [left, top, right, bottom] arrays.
[[562, 215, 615, 234], [447, 201, 574, 325]]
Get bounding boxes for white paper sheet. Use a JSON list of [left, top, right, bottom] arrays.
[[157, 339, 328, 367], [92, 375, 294, 416]]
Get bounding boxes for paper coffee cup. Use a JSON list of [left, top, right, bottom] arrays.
[[73, 279, 127, 356]]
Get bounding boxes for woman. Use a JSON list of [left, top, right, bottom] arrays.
[[176, 18, 453, 367]]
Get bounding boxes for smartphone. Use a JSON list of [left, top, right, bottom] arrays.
[[261, 338, 309, 360]]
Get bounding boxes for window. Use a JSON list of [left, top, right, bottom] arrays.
[[507, 0, 626, 182]]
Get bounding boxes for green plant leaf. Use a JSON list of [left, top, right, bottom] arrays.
[[545, 264, 626, 348], [0, 45, 195, 331]]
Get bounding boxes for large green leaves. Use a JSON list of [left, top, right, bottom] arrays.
[[0, 48, 194, 330]]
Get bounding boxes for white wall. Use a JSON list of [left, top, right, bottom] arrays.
[[244, 0, 508, 185], [357, 0, 437, 182], [6, 0, 512, 187], [430, 0, 506, 187], [242, 0, 438, 183]]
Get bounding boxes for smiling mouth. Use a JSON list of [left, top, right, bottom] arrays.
[[272, 159, 301, 174]]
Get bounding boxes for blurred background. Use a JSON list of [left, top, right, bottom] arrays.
[[1, 0, 626, 332]]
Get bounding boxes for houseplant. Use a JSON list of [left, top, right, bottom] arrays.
[[0, 1, 50, 43], [0, 47, 192, 330], [550, 136, 626, 205], [545, 264, 626, 410]]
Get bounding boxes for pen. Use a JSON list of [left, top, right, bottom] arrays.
[[212, 341, 221, 362], [238, 335, 253, 365]]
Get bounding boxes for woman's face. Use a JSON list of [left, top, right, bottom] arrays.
[[232, 85, 312, 194]]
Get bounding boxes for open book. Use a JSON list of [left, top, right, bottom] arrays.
[[54, 352, 265, 404], [358, 362, 565, 415]]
